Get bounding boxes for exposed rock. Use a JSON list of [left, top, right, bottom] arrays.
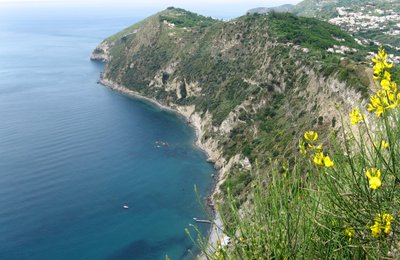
[[90, 41, 109, 62]]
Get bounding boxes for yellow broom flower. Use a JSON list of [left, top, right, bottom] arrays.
[[323, 155, 334, 167], [370, 222, 382, 238], [344, 227, 355, 241], [349, 108, 365, 125], [313, 152, 324, 166], [381, 140, 389, 149], [304, 131, 318, 142], [366, 168, 382, 190]]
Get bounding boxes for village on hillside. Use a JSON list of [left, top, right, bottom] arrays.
[[327, 4, 400, 63], [329, 6, 400, 36]]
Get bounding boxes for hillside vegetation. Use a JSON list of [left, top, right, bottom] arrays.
[[91, 7, 395, 257], [249, 0, 400, 49]]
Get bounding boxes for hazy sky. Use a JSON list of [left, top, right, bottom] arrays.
[[0, 0, 302, 19], [0, 0, 301, 6]]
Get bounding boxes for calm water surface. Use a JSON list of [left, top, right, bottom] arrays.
[[0, 12, 213, 260]]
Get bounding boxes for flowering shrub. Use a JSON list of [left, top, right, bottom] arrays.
[[303, 47, 400, 257], [188, 48, 400, 259]]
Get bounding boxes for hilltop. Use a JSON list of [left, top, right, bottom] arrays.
[[247, 4, 294, 14]]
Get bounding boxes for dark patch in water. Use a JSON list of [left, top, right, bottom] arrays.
[[107, 235, 194, 260], [107, 239, 158, 260]]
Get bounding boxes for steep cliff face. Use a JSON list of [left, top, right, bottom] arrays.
[[93, 8, 373, 202]]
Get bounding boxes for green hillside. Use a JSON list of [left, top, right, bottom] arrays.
[[94, 6, 374, 199], [249, 0, 400, 49], [91, 8, 400, 258]]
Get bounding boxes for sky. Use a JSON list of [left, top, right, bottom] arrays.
[[0, 0, 303, 19]]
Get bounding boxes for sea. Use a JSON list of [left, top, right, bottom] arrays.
[[0, 6, 214, 260]]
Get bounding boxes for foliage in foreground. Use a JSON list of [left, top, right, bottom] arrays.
[[188, 48, 400, 259]]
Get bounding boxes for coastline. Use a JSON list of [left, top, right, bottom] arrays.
[[98, 77, 227, 255]]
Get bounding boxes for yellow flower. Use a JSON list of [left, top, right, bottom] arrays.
[[382, 213, 394, 223], [391, 81, 398, 93], [381, 140, 389, 149], [384, 71, 392, 81], [368, 95, 385, 117], [304, 131, 318, 142], [313, 152, 324, 166], [369, 177, 382, 190], [375, 140, 389, 150], [367, 104, 375, 112], [366, 168, 382, 190], [372, 213, 394, 236], [370, 222, 382, 238], [344, 227, 355, 241], [381, 213, 394, 234], [308, 143, 322, 150], [387, 102, 398, 110], [377, 90, 386, 98], [366, 168, 381, 179], [388, 92, 397, 103], [373, 63, 384, 79], [299, 139, 307, 155], [381, 79, 391, 91], [384, 224, 391, 234], [372, 48, 387, 63], [368, 95, 379, 110], [372, 47, 393, 80], [349, 108, 365, 125], [375, 105, 384, 117], [323, 155, 334, 167], [313, 152, 334, 167]]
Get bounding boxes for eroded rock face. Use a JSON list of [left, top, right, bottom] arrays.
[[90, 41, 110, 62], [149, 64, 202, 100]]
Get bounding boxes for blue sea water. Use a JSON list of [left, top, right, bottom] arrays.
[[0, 10, 213, 260]]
